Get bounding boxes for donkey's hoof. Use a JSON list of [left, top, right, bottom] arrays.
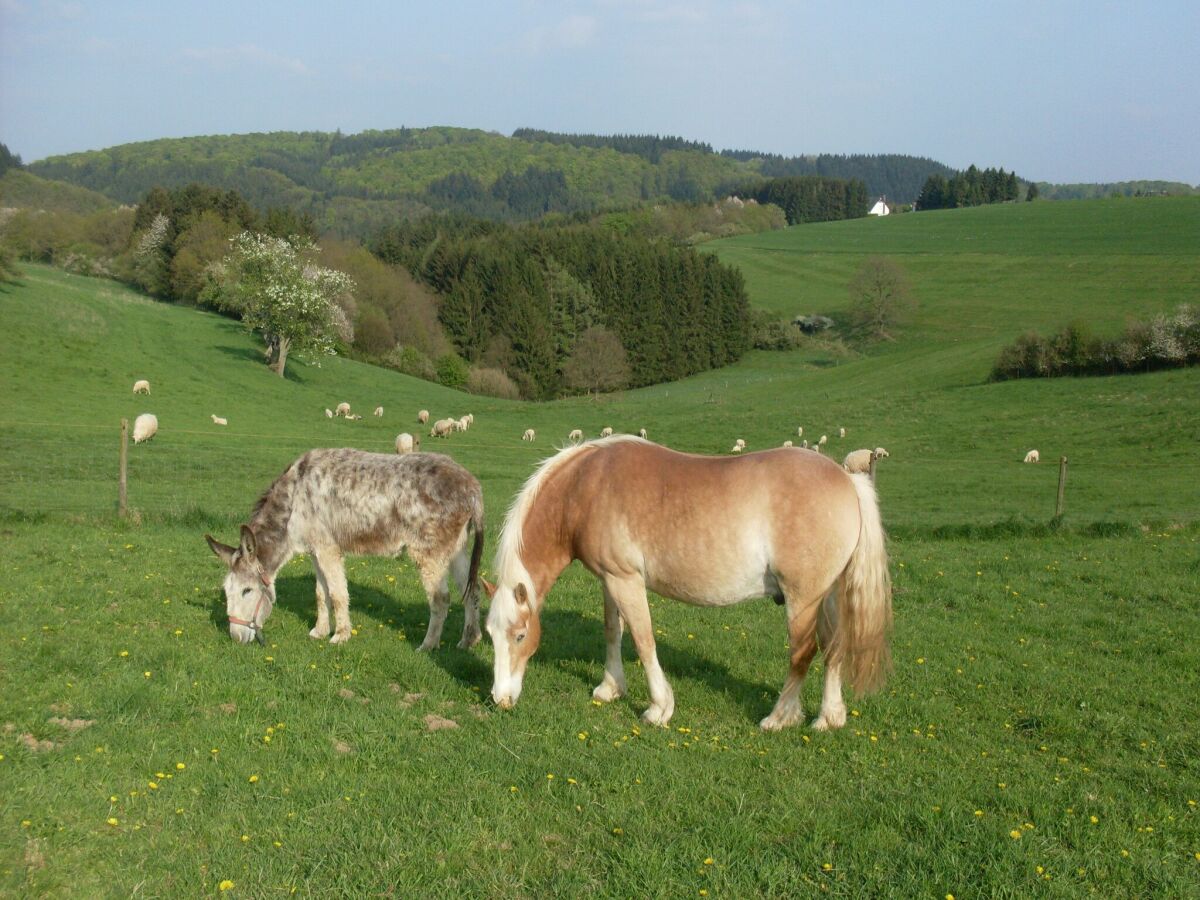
[[330, 630, 352, 645], [309, 627, 330, 640], [456, 633, 481, 650]]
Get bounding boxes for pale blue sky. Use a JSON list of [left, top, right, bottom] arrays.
[[2, 0, 1197, 183]]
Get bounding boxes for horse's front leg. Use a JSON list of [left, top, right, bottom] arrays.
[[592, 587, 627, 702], [605, 574, 674, 726]]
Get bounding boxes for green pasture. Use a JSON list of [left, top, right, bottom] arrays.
[[2, 199, 1199, 895]]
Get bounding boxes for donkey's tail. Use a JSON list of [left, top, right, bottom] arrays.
[[461, 494, 486, 607], [831, 473, 893, 696]]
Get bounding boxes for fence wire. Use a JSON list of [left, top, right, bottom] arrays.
[[0, 421, 1194, 526]]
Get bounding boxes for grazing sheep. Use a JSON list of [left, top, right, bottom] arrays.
[[522, 429, 536, 442], [818, 434, 827, 446], [395, 432, 417, 454], [418, 409, 430, 424], [132, 379, 151, 395], [797, 426, 803, 438], [568, 429, 583, 443], [325, 408, 334, 418], [346, 414, 364, 421], [813, 443, 822, 454], [638, 428, 647, 439], [431, 418, 456, 438], [454, 417, 469, 432], [734, 438, 746, 450], [782, 440, 793, 448], [838, 427, 846, 439], [465, 413, 474, 425], [731, 443, 743, 453], [132, 413, 158, 444], [211, 415, 228, 426], [600, 426, 613, 438], [842, 448, 885, 474], [1024, 449, 1039, 464], [801, 440, 809, 449], [335, 402, 351, 417], [374, 406, 384, 418]]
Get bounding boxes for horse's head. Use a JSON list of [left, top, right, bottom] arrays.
[[483, 578, 542, 708], [205, 525, 275, 645]]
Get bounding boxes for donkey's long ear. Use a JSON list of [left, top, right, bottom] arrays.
[[238, 525, 257, 561], [205, 534, 237, 568], [481, 578, 497, 599], [514, 582, 529, 609]]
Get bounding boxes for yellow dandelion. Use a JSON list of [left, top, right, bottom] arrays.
[[175, 762, 185, 770], [567, 778, 577, 785], [946, 895, 955, 900], [822, 862, 832, 871], [148, 782, 158, 790], [974, 810, 984, 817], [1089, 815, 1099, 824], [699, 891, 708, 897], [219, 880, 234, 891], [143, 671, 151, 678], [546, 773, 554, 780], [274, 841, 282, 848], [106, 817, 119, 826], [509, 786, 518, 793], [241, 834, 250, 842], [1010, 830, 1022, 840], [916, 657, 925, 664], [1120, 850, 1129, 858], [1036, 866, 1044, 874], [248, 774, 259, 783], [119, 650, 129, 657], [704, 857, 714, 865], [612, 827, 623, 835], [578, 732, 588, 740]]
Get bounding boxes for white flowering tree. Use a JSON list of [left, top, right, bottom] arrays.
[[205, 232, 355, 378]]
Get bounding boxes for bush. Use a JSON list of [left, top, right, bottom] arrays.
[[383, 345, 437, 382], [751, 309, 807, 350], [436, 352, 470, 389], [466, 366, 521, 399]]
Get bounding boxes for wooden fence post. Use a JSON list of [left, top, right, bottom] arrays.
[[118, 418, 128, 518], [1055, 455, 1068, 518]]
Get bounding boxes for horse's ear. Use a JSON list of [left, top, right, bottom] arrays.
[[206, 534, 236, 568], [514, 582, 529, 609], [481, 578, 496, 599], [239, 525, 257, 561]]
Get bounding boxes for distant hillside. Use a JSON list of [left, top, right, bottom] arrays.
[[28, 127, 957, 236], [1036, 180, 1198, 200], [0, 169, 117, 214]]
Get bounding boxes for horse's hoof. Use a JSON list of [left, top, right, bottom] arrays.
[[760, 709, 803, 731], [641, 706, 672, 727], [592, 680, 625, 703], [811, 710, 846, 731]]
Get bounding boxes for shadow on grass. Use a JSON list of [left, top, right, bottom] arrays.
[[213, 345, 311, 385]]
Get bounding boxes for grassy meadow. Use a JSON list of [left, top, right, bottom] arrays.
[[1, 198, 1198, 896]]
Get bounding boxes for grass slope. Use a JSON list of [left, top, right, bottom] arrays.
[[1, 199, 1198, 895]]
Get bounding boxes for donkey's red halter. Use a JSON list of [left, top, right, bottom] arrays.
[[228, 573, 273, 645]]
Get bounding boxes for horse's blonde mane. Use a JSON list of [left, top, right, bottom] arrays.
[[494, 435, 649, 587]]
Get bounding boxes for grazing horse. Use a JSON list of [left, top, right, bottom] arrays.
[[484, 436, 892, 730], [206, 448, 485, 650]]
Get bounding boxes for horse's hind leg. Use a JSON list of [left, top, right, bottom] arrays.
[[450, 542, 481, 649], [413, 552, 452, 651], [760, 587, 823, 731], [605, 574, 673, 726], [592, 587, 627, 703], [812, 590, 847, 731]]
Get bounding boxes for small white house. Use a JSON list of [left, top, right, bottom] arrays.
[[868, 196, 891, 216]]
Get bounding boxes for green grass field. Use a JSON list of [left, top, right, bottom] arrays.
[[2, 199, 1198, 896]]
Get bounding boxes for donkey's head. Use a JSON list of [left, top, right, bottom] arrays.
[[483, 579, 542, 709], [205, 525, 275, 645]]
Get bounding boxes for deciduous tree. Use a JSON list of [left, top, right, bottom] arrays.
[[848, 256, 916, 341]]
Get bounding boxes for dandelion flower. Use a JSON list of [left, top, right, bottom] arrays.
[[176, 762, 185, 770], [249, 774, 259, 783], [107, 817, 119, 826], [704, 857, 714, 865], [219, 880, 234, 891], [1089, 815, 1099, 824], [822, 863, 833, 871], [612, 827, 623, 835], [1010, 830, 1022, 840]]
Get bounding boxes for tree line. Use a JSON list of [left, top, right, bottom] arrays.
[[512, 129, 714, 163], [374, 215, 751, 398], [732, 176, 869, 224], [721, 150, 955, 203], [916, 165, 1022, 210]]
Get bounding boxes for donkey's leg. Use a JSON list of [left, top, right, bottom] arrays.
[[413, 552, 452, 651], [592, 587, 627, 702], [309, 550, 334, 639], [605, 574, 673, 726], [812, 590, 847, 731], [760, 586, 823, 731], [450, 542, 481, 649], [315, 547, 353, 644]]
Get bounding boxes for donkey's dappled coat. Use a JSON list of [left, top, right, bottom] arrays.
[[207, 448, 484, 649]]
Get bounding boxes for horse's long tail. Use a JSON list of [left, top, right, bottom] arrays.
[[831, 473, 893, 696], [462, 493, 486, 607]]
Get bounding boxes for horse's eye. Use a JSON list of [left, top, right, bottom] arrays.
[[515, 632, 526, 644], [242, 588, 253, 596]]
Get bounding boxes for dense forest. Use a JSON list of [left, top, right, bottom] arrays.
[[374, 215, 751, 397], [916, 165, 1022, 209], [1033, 180, 1198, 200], [26, 127, 952, 236], [732, 176, 869, 224]]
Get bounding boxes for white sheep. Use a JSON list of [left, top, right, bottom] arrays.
[[335, 402, 351, 417], [813, 443, 822, 454], [734, 438, 746, 450], [600, 426, 614, 438], [395, 432, 416, 454], [731, 443, 743, 453], [374, 406, 384, 418], [431, 418, 455, 438], [638, 428, 647, 439], [211, 415, 228, 426], [132, 413, 158, 444], [346, 413, 364, 421], [838, 427, 846, 439], [818, 434, 827, 446], [842, 448, 887, 474], [522, 428, 536, 442], [1024, 449, 1039, 463], [801, 440, 809, 449], [465, 413, 474, 425], [782, 440, 793, 448], [797, 426, 803, 438], [132, 379, 150, 395], [325, 408, 333, 418], [455, 417, 469, 432], [418, 409, 430, 424], [568, 429, 583, 443]]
